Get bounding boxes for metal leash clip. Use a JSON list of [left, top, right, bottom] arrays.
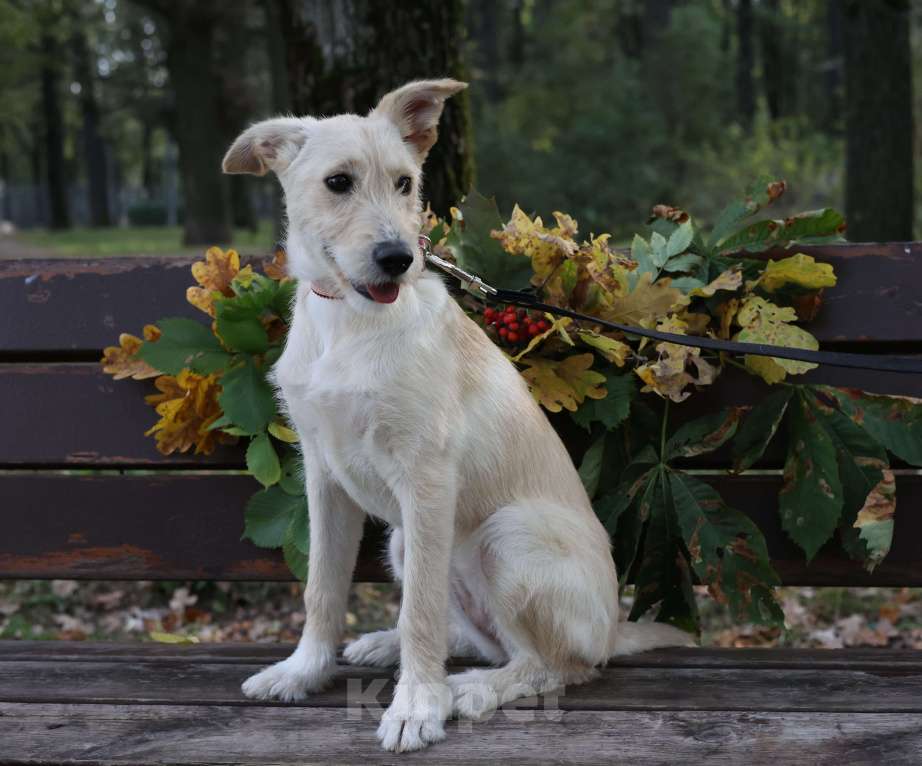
[[419, 234, 498, 298]]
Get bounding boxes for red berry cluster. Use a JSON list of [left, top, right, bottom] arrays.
[[482, 306, 550, 346]]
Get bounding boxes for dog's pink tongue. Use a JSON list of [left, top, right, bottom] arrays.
[[366, 283, 400, 304]]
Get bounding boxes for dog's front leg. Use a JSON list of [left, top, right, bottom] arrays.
[[377, 465, 456, 752], [241, 456, 364, 701]]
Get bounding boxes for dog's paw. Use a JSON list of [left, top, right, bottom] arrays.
[[447, 669, 499, 720], [241, 655, 334, 702], [376, 677, 451, 753], [343, 629, 400, 667]]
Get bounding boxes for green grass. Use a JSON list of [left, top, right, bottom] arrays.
[[17, 222, 276, 258]]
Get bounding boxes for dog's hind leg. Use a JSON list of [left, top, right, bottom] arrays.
[[446, 501, 616, 719], [447, 656, 596, 720], [344, 527, 505, 667]]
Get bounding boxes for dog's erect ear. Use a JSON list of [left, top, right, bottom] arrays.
[[222, 117, 309, 176], [372, 79, 468, 162]]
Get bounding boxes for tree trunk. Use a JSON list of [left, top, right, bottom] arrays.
[[72, 26, 111, 227], [0, 142, 11, 222], [29, 123, 45, 226], [151, 1, 232, 245], [470, 0, 501, 102], [141, 122, 156, 197], [39, 32, 70, 230], [279, 0, 474, 216], [736, 0, 755, 130], [825, 0, 845, 131], [844, 0, 913, 241], [215, 9, 258, 233], [759, 0, 789, 120], [264, 0, 291, 244]]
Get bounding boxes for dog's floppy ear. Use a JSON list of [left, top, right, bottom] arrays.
[[222, 117, 310, 176], [372, 79, 468, 162]]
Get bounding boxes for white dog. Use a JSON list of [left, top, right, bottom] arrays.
[[223, 79, 692, 753]]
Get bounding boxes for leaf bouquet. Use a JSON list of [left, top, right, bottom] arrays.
[[102, 178, 922, 632]]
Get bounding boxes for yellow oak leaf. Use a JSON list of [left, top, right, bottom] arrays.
[[101, 332, 161, 380], [689, 267, 743, 298], [570, 234, 630, 304], [492, 205, 578, 285], [187, 247, 241, 315], [186, 286, 221, 317], [576, 330, 631, 366], [551, 210, 578, 239], [234, 264, 255, 288], [757, 253, 837, 293], [264, 249, 289, 281], [601, 272, 687, 326], [510, 315, 573, 362], [635, 315, 717, 402], [519, 353, 607, 413], [191, 247, 240, 295], [144, 370, 234, 455], [733, 296, 818, 384]]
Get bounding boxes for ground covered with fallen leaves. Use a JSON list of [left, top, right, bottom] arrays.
[[2, 580, 920, 650]]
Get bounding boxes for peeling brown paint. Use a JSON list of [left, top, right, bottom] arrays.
[[0, 545, 165, 576]]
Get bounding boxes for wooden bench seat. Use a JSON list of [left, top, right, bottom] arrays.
[[2, 245, 922, 763], [3, 641, 922, 764]]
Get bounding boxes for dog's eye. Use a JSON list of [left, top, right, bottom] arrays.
[[396, 176, 412, 196], [324, 174, 353, 194]]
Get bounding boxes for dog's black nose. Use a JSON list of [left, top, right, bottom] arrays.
[[373, 241, 414, 277]]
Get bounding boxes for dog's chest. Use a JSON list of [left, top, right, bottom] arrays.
[[284, 376, 407, 527]]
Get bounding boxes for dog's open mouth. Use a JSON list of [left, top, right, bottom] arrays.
[[354, 283, 400, 304]]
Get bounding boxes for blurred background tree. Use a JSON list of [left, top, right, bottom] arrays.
[[0, 0, 919, 254]]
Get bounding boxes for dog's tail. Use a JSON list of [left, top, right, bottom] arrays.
[[609, 620, 696, 658]]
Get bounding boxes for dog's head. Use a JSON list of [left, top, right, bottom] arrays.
[[223, 79, 466, 310]]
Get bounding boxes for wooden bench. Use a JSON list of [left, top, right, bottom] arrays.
[[2, 244, 922, 764]]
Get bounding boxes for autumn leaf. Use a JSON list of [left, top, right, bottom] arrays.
[[192, 247, 240, 294], [635, 315, 718, 403], [576, 330, 631, 366], [264, 249, 289, 281], [571, 234, 631, 304], [689, 267, 743, 298], [668, 472, 783, 625], [101, 328, 161, 380], [492, 205, 579, 285], [601, 272, 686, 326], [779, 392, 844, 560], [818, 387, 922, 466], [851, 469, 896, 571], [733, 296, 819, 384], [187, 247, 241, 315], [510, 314, 573, 362], [755, 253, 837, 293], [446, 193, 533, 288], [144, 370, 234, 455], [186, 286, 220, 317], [650, 204, 689, 223], [519, 353, 606, 412]]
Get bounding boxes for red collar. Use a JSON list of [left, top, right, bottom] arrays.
[[310, 284, 343, 300]]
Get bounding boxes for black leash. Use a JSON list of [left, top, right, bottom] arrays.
[[422, 241, 922, 375]]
